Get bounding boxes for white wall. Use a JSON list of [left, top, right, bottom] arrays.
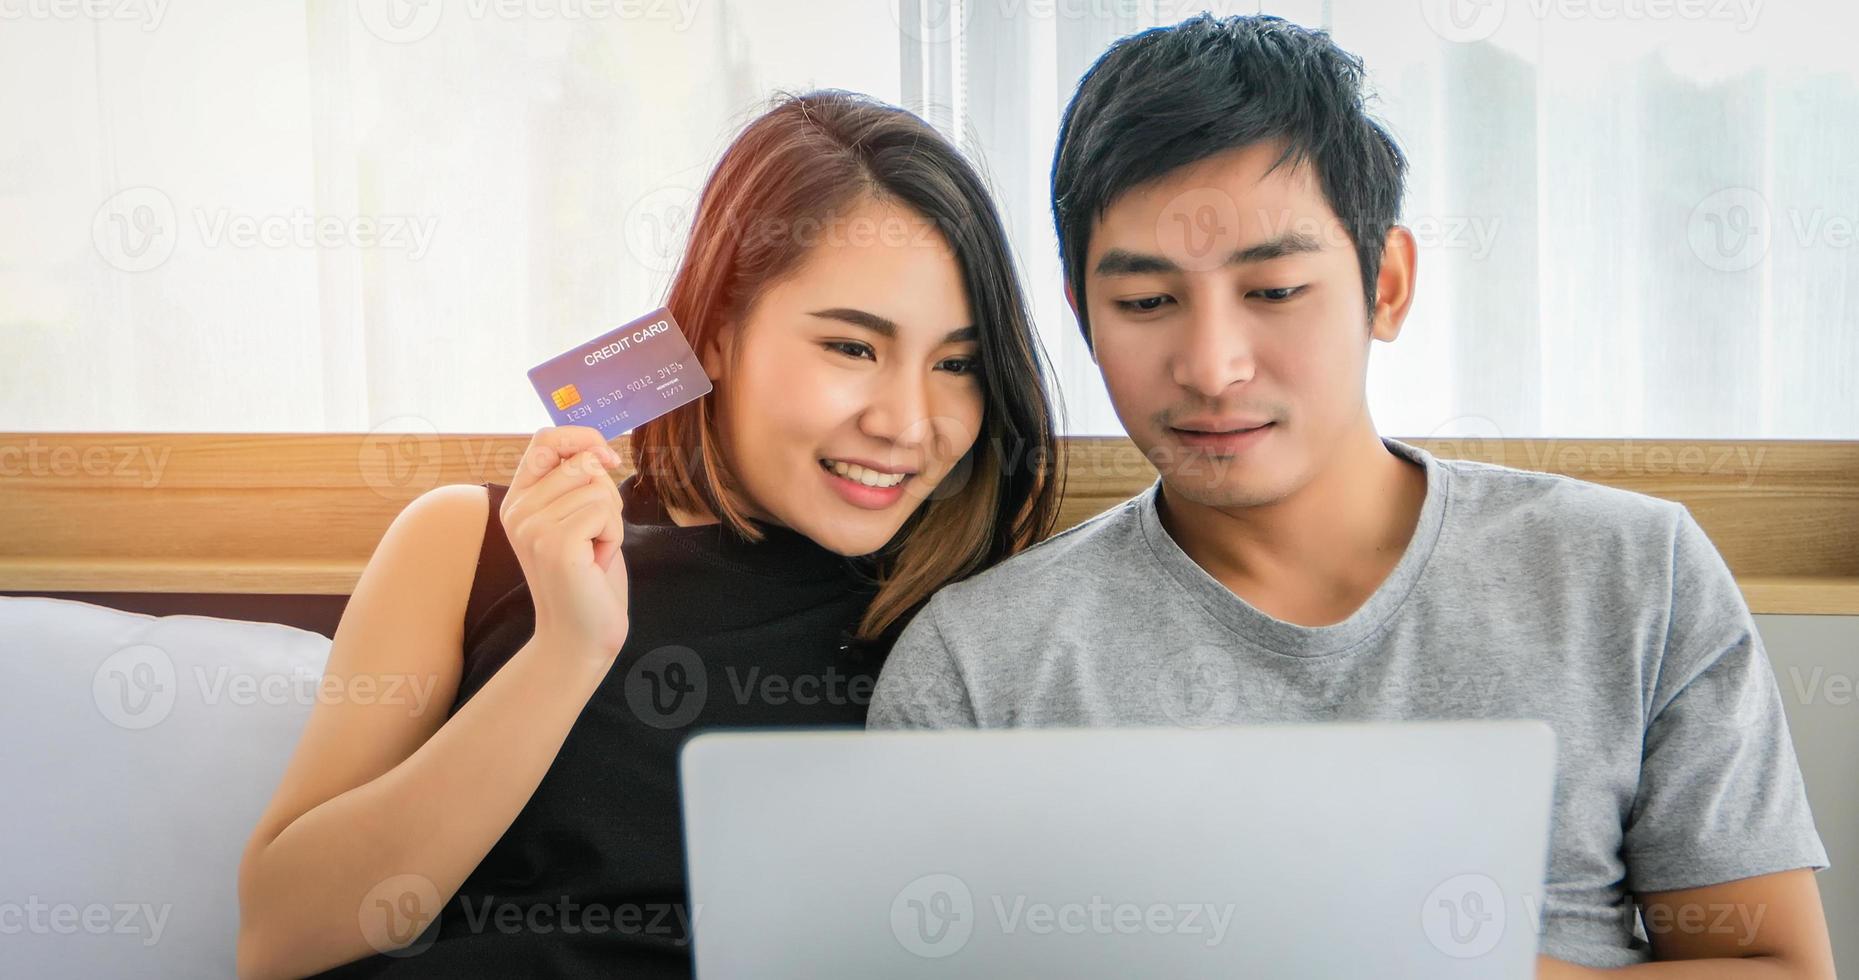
[[1756, 614, 1859, 971]]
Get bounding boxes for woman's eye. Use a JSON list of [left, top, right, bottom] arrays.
[[825, 340, 875, 361], [939, 356, 981, 376], [1113, 295, 1173, 314], [1251, 285, 1306, 302]]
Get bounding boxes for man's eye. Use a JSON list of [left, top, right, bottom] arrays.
[[1252, 286, 1306, 302], [825, 340, 875, 360], [1113, 295, 1173, 314]]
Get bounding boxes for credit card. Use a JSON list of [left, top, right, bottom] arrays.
[[526, 307, 714, 439]]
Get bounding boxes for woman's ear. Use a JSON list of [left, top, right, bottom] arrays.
[[698, 325, 731, 379]]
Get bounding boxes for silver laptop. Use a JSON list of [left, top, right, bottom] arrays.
[[680, 721, 1556, 979]]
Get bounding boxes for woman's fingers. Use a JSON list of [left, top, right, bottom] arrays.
[[503, 447, 614, 529], [508, 426, 618, 496], [555, 483, 626, 571], [513, 480, 610, 559], [584, 469, 626, 570]]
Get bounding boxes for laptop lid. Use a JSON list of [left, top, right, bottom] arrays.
[[680, 720, 1556, 979]]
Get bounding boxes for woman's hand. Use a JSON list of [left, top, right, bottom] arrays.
[[500, 426, 631, 661]]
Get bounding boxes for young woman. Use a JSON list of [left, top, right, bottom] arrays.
[[234, 89, 1060, 979]]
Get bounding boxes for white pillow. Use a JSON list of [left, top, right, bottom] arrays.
[[0, 596, 333, 978]]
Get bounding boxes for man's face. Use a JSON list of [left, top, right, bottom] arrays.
[[1079, 141, 1402, 509]]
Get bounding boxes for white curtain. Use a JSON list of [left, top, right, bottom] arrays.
[[4, 0, 1855, 438], [916, 0, 1859, 438], [3, 0, 902, 434]]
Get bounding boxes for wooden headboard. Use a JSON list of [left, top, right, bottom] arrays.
[[4, 433, 1856, 634]]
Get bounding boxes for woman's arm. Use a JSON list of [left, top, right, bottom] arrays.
[[234, 475, 621, 979]]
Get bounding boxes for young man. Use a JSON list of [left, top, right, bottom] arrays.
[[868, 14, 1833, 976]]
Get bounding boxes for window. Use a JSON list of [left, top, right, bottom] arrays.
[[5, 0, 1854, 438]]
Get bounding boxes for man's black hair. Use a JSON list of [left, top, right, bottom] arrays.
[[1051, 13, 1408, 349]]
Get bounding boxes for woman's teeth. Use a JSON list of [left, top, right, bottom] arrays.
[[822, 459, 907, 488]]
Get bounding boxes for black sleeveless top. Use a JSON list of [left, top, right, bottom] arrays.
[[316, 474, 898, 977]]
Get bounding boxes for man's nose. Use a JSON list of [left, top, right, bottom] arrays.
[[1171, 303, 1255, 397]]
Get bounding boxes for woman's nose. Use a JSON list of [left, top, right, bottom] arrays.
[[859, 370, 932, 446]]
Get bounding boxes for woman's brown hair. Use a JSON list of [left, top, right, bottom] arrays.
[[630, 89, 1063, 644]]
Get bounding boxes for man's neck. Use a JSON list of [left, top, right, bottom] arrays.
[[1155, 425, 1428, 627]]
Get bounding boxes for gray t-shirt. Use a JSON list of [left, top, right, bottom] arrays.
[[869, 437, 1828, 968]]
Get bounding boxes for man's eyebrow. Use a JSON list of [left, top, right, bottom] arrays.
[[808, 308, 976, 344], [1092, 231, 1327, 277]]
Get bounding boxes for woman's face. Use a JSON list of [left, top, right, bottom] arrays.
[[700, 196, 986, 556]]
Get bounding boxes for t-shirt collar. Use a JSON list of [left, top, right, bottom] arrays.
[[1135, 436, 1451, 659]]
